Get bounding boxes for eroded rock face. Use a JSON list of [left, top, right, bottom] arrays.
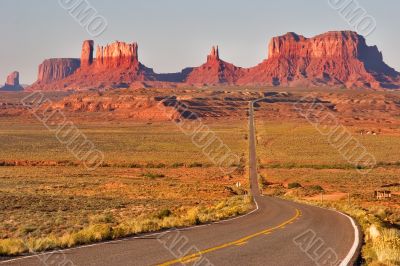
[[37, 58, 80, 83], [46, 94, 182, 121], [28, 40, 156, 90], [184, 46, 245, 85], [81, 40, 94, 68], [1, 71, 23, 91], [239, 31, 399, 89], [28, 31, 400, 90], [95, 41, 139, 69], [267, 31, 362, 59], [6, 71, 20, 86], [207, 46, 220, 62]]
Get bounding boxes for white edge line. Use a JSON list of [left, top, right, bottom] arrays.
[[289, 200, 360, 266], [312, 205, 360, 265], [0, 197, 260, 264], [253, 98, 360, 265], [337, 211, 360, 266]]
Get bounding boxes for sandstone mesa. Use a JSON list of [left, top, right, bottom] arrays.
[[27, 31, 400, 91]]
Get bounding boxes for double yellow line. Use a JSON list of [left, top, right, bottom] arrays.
[[158, 209, 301, 266]]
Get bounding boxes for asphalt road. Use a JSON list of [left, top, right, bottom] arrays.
[[1, 100, 360, 266]]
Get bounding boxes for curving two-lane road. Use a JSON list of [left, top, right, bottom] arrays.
[[2, 101, 360, 266]]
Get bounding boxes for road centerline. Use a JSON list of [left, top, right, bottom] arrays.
[[157, 101, 303, 266], [157, 209, 301, 266]]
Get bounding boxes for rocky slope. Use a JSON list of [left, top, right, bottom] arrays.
[[37, 93, 185, 121], [183, 46, 245, 85], [0, 71, 24, 91], [28, 31, 400, 90]]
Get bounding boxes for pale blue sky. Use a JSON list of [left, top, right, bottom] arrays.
[[1, 0, 399, 84]]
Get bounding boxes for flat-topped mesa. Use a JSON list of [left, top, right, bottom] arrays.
[[95, 41, 139, 69], [238, 30, 400, 89], [37, 58, 80, 83], [207, 46, 220, 62], [81, 40, 94, 68], [268, 32, 307, 58], [267, 31, 369, 60], [311, 31, 362, 58], [267, 30, 397, 76]]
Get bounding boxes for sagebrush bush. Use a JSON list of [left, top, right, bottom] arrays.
[[157, 209, 172, 219], [171, 162, 184, 168], [141, 172, 165, 179], [288, 182, 302, 189], [373, 228, 400, 265], [70, 224, 113, 246], [188, 162, 203, 168], [308, 185, 324, 192]]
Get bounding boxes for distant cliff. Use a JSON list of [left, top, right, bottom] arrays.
[[0, 71, 24, 91], [237, 31, 399, 89], [28, 31, 400, 90], [37, 58, 80, 84]]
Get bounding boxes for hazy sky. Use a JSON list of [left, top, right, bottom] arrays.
[[1, 0, 399, 84]]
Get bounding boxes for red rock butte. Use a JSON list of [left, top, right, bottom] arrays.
[[28, 31, 400, 91], [184, 45, 245, 85], [0, 71, 23, 91]]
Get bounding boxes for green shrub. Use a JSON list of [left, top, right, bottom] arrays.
[[141, 173, 165, 179], [171, 162, 184, 168], [20, 226, 37, 235], [0, 161, 15, 167], [90, 213, 115, 224], [128, 163, 141, 168], [258, 175, 270, 189], [188, 162, 203, 168], [288, 182, 302, 189], [308, 185, 324, 192], [372, 207, 390, 221], [157, 209, 172, 219], [145, 163, 166, 168]]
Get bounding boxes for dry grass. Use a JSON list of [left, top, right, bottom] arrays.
[[371, 228, 400, 265], [0, 120, 247, 165], [256, 121, 400, 166], [0, 166, 248, 245], [0, 195, 252, 256], [0, 120, 250, 256]]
